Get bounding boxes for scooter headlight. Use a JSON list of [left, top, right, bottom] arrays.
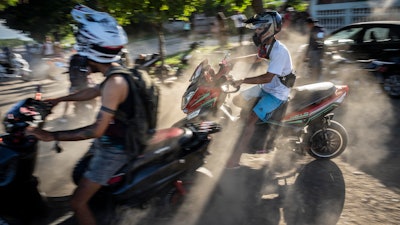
[[181, 90, 196, 110]]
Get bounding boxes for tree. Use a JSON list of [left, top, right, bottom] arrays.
[[251, 0, 264, 13], [0, 0, 77, 41], [92, 0, 204, 80], [0, 0, 18, 11]]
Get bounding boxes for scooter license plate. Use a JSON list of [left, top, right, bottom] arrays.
[[187, 109, 200, 120]]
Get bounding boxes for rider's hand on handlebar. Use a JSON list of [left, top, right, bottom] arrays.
[[231, 79, 244, 88], [42, 98, 61, 108]]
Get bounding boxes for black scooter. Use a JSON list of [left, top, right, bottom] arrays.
[[0, 86, 221, 224], [364, 58, 400, 98]]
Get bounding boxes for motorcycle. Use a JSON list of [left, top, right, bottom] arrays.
[[176, 55, 349, 160], [0, 49, 32, 81], [0, 86, 221, 224], [363, 58, 400, 98]]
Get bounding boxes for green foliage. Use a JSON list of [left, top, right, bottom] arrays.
[[0, 0, 77, 42], [0, 0, 18, 11], [96, 0, 205, 25]]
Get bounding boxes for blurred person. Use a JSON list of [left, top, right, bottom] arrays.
[[305, 17, 325, 81], [215, 11, 228, 47], [226, 11, 296, 169], [25, 5, 138, 225], [42, 35, 55, 57], [283, 7, 294, 29], [230, 10, 247, 45], [183, 20, 191, 38], [60, 53, 93, 123]]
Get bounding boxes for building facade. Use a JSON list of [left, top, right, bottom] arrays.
[[309, 0, 400, 33]]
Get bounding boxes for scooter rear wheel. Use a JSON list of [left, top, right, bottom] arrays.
[[308, 120, 348, 159]]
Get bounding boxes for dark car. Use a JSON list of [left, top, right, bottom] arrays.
[[324, 21, 400, 61]]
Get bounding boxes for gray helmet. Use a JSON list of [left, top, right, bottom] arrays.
[[245, 11, 282, 45]]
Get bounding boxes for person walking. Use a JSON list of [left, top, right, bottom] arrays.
[[25, 5, 142, 225], [42, 35, 55, 57], [216, 11, 228, 47], [305, 17, 325, 81], [60, 53, 93, 123], [225, 11, 296, 169], [230, 10, 247, 45]]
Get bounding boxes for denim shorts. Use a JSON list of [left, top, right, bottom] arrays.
[[84, 137, 130, 186]]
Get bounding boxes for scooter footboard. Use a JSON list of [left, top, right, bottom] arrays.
[[111, 140, 210, 205], [112, 161, 189, 204]]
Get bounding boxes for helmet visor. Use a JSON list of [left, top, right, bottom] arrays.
[[246, 22, 272, 30]]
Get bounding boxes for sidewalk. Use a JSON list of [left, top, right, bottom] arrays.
[[125, 33, 254, 58]]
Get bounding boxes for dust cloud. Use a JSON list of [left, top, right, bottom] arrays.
[[114, 30, 344, 225], [31, 23, 399, 224], [123, 27, 398, 225]]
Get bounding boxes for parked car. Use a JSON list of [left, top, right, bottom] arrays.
[[323, 21, 400, 62], [294, 21, 400, 81]]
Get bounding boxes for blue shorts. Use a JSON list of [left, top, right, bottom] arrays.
[[253, 91, 285, 122], [84, 137, 130, 186]]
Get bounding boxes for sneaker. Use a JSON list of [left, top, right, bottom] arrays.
[[255, 147, 275, 154], [225, 162, 241, 170], [225, 164, 241, 170]]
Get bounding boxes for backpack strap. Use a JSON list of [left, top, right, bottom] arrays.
[[102, 66, 153, 133]]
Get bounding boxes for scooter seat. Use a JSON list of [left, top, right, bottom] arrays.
[[143, 127, 193, 153], [124, 128, 194, 173], [288, 82, 336, 112]]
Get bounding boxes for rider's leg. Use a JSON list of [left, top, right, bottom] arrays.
[[71, 178, 101, 225], [249, 122, 270, 152], [226, 111, 259, 168]]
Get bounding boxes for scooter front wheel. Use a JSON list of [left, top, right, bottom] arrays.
[[307, 120, 348, 159]]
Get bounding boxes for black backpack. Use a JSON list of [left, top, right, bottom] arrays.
[[104, 66, 159, 156]]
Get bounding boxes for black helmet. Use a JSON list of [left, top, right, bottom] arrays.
[[245, 11, 282, 45]]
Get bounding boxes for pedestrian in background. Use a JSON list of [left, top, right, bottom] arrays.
[[305, 17, 325, 81], [183, 21, 191, 38], [42, 35, 55, 57], [215, 11, 228, 47], [230, 10, 247, 45]]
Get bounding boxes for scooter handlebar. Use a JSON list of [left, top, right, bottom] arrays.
[[221, 77, 241, 94]]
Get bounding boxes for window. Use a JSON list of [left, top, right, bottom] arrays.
[[363, 27, 390, 42], [326, 27, 363, 42]]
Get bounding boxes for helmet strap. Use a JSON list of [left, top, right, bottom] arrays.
[[265, 38, 276, 59], [258, 37, 276, 60]]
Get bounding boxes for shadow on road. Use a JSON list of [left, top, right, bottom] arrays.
[[179, 158, 346, 225]]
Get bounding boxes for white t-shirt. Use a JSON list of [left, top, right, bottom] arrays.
[[230, 14, 247, 28], [258, 40, 293, 100], [43, 41, 54, 56]]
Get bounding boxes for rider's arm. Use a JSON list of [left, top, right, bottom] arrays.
[[230, 54, 259, 64], [26, 75, 129, 142], [45, 85, 101, 106], [233, 72, 275, 86]]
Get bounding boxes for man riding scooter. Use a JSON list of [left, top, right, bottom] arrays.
[[226, 10, 296, 169]]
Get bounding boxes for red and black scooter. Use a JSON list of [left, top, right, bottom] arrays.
[[0, 86, 221, 225], [177, 55, 349, 159]]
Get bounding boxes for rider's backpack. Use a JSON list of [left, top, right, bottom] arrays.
[[104, 66, 159, 157]]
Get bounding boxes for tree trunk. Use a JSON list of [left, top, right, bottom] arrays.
[[251, 0, 264, 14], [154, 22, 167, 82]]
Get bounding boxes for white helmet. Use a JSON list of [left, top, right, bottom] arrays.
[[245, 11, 282, 45], [71, 5, 128, 63]]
